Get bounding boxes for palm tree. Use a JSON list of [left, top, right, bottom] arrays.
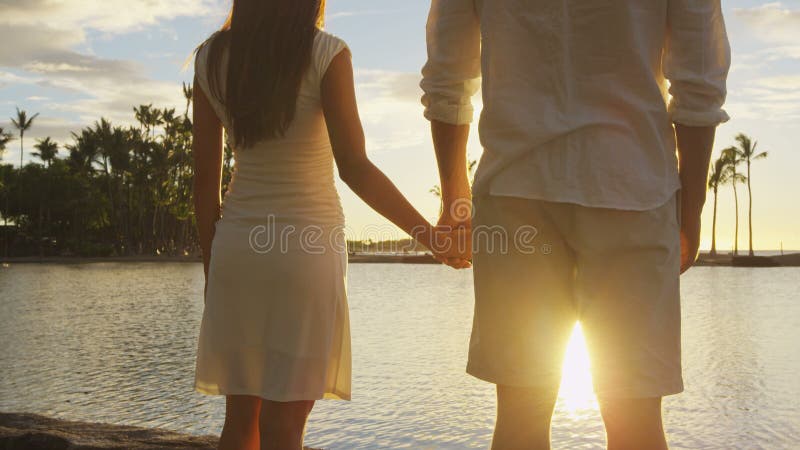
[[66, 128, 102, 175], [0, 127, 12, 258], [32, 138, 59, 256], [182, 82, 193, 118], [0, 127, 12, 157], [707, 156, 729, 256], [33, 137, 59, 167], [32, 137, 60, 247], [722, 147, 746, 256], [134, 104, 150, 135], [730, 133, 768, 256], [134, 104, 163, 139], [10, 108, 40, 168]]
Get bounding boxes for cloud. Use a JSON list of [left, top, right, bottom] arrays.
[[753, 75, 800, 92], [0, 70, 29, 89], [728, 75, 800, 121], [734, 3, 800, 47], [327, 9, 406, 22], [0, 0, 225, 141], [351, 70, 483, 159], [728, 3, 800, 121], [356, 70, 425, 103], [0, 0, 221, 34], [352, 71, 427, 153]]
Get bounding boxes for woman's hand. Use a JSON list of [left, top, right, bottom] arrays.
[[434, 194, 473, 269], [416, 223, 472, 269]]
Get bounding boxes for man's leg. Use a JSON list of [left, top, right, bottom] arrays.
[[569, 193, 683, 450], [469, 194, 576, 450], [599, 396, 668, 450], [492, 385, 560, 450]]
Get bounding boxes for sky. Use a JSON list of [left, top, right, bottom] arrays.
[[0, 0, 798, 251]]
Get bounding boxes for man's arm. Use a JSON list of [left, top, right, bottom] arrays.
[[432, 121, 471, 225], [420, 0, 481, 227], [675, 125, 715, 273], [664, 0, 731, 272]]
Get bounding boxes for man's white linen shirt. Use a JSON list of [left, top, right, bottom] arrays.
[[421, 0, 731, 210]]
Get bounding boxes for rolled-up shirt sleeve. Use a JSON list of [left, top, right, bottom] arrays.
[[420, 0, 482, 125], [663, 0, 731, 127]]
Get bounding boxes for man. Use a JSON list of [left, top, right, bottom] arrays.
[[421, 1, 730, 449]]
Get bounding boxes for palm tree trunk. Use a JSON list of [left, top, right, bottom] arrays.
[[73, 207, 82, 255], [37, 202, 44, 257], [747, 161, 754, 256], [18, 133, 24, 256], [104, 171, 117, 254], [152, 203, 159, 253], [710, 187, 718, 256], [3, 192, 8, 258], [733, 182, 739, 256]]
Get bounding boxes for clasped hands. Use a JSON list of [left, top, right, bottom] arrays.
[[427, 196, 473, 269]]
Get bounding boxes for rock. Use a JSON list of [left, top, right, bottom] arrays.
[[0, 412, 323, 449], [0, 411, 218, 449]]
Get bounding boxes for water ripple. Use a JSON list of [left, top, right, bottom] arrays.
[[0, 263, 798, 449]]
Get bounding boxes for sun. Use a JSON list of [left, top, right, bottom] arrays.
[[557, 322, 598, 412]]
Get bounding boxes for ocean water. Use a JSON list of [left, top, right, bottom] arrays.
[[0, 263, 797, 449]]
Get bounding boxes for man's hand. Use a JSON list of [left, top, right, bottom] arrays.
[[436, 183, 472, 268], [430, 223, 472, 269], [680, 193, 703, 273], [429, 120, 473, 268], [675, 124, 716, 274]]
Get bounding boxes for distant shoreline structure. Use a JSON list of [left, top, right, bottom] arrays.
[[2, 252, 799, 267]]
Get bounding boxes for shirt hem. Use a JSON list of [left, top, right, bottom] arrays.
[[485, 185, 681, 212]]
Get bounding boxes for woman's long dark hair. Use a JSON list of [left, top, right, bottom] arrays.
[[201, 0, 326, 148]]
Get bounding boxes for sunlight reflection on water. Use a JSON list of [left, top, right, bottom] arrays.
[[1, 263, 798, 449]]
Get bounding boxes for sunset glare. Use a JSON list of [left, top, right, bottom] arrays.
[[558, 323, 598, 413]]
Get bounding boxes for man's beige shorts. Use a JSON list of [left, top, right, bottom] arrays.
[[467, 192, 684, 398]]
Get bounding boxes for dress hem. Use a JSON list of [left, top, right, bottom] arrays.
[[194, 383, 351, 402]]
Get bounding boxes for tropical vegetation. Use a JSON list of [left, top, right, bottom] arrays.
[[0, 86, 235, 257], [0, 87, 772, 258], [707, 133, 768, 256]]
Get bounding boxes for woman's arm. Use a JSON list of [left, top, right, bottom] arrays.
[[321, 49, 470, 267], [191, 75, 225, 282]]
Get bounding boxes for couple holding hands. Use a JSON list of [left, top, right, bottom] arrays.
[[191, 1, 730, 449]]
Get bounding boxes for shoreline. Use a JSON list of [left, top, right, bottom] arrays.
[[0, 411, 217, 450], [1, 252, 799, 267], [0, 411, 321, 450]]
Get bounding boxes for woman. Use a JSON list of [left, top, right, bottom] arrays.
[[191, 1, 470, 449]]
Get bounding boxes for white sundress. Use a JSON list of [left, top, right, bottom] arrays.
[[193, 29, 352, 402]]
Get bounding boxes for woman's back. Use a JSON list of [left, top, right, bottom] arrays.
[[194, 29, 348, 226]]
